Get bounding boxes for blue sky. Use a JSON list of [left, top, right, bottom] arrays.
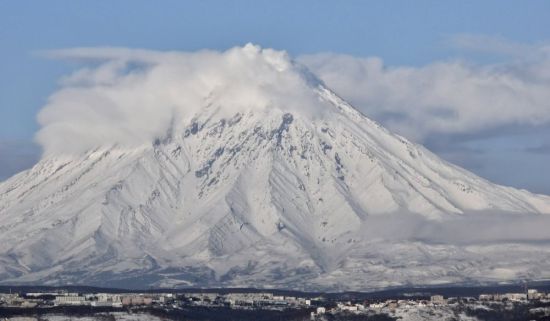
[[1, 0, 550, 194]]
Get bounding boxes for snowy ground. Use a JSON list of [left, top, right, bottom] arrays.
[[5, 313, 166, 321], [390, 306, 479, 321]]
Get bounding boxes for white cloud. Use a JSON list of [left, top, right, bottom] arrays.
[[34, 39, 550, 163], [362, 211, 550, 245], [36, 44, 328, 155], [298, 40, 550, 142]]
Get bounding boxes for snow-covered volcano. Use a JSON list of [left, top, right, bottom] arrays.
[[1, 45, 550, 290]]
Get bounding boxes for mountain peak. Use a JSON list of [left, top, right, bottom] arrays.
[[2, 46, 550, 290]]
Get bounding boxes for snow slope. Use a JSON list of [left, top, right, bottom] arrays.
[[1, 45, 550, 290]]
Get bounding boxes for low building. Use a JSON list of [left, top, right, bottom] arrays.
[[528, 289, 542, 300], [430, 295, 446, 305], [493, 294, 504, 301], [369, 302, 385, 309], [344, 305, 358, 311], [504, 293, 527, 301], [54, 295, 87, 306], [121, 295, 153, 306], [479, 294, 492, 301]]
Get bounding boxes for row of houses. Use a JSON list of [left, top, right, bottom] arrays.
[[479, 289, 550, 301], [310, 295, 447, 320], [53, 293, 172, 307], [0, 292, 174, 308], [180, 292, 315, 309], [310, 289, 550, 320], [1, 291, 315, 310]]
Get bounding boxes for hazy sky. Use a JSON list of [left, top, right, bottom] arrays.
[[1, 0, 550, 194]]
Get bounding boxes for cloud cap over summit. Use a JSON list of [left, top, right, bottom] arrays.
[[37, 44, 327, 155]]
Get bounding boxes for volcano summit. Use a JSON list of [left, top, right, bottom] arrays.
[[1, 44, 550, 290]]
